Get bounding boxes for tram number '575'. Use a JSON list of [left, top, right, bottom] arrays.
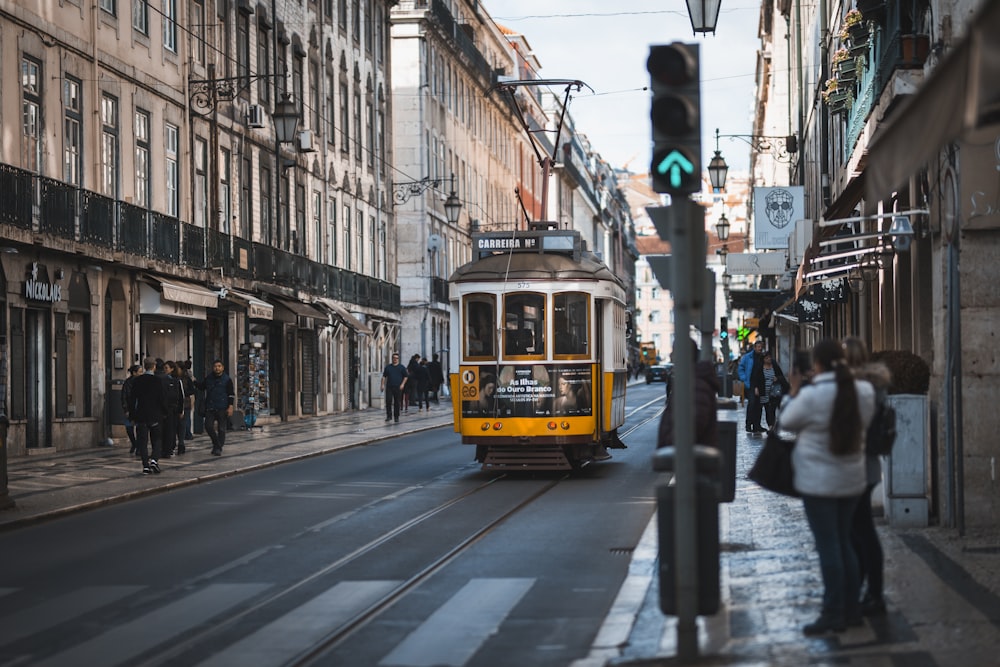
[[461, 368, 479, 399]]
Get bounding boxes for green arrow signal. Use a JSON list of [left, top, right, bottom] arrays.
[[656, 150, 694, 188]]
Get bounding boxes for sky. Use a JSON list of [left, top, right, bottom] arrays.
[[486, 1, 762, 175]]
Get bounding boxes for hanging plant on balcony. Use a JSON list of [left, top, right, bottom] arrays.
[[821, 77, 840, 103], [840, 8, 869, 44], [823, 77, 852, 114]]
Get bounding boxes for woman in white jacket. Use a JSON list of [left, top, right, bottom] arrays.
[[780, 339, 876, 635]]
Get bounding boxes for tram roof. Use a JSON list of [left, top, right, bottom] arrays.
[[450, 248, 621, 285]]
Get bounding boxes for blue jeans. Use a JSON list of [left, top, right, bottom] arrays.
[[802, 494, 862, 619]]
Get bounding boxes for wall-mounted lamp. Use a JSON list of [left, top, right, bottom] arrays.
[[394, 172, 463, 225], [715, 213, 730, 241], [709, 128, 799, 191]]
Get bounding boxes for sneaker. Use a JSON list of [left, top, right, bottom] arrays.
[[211, 448, 222, 456], [861, 595, 886, 616], [149, 459, 161, 474], [803, 615, 845, 635], [177, 447, 186, 455], [142, 467, 152, 475], [385, 417, 392, 422], [394, 418, 399, 423]]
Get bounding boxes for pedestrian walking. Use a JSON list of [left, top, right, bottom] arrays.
[[197, 359, 235, 456], [417, 358, 431, 410], [427, 353, 445, 404], [180, 359, 196, 442], [842, 335, 891, 617], [407, 354, 424, 411], [165, 361, 188, 455], [751, 350, 789, 430], [779, 338, 876, 635], [129, 357, 167, 475], [382, 353, 408, 422], [121, 364, 143, 455], [157, 360, 184, 457]]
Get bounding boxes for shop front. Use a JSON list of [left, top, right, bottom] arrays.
[[138, 276, 221, 366], [268, 296, 326, 420]]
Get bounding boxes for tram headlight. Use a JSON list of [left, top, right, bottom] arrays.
[[493, 422, 503, 431], [547, 421, 557, 430], [560, 421, 570, 430], [480, 422, 491, 432]]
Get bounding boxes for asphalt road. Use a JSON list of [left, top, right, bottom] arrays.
[[0, 385, 668, 667]]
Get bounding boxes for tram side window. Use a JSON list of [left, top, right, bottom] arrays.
[[554, 292, 588, 356], [465, 295, 496, 358], [504, 292, 544, 356]]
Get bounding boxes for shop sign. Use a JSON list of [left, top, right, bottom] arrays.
[[25, 262, 62, 303]]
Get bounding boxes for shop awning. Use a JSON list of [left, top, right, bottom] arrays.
[[866, 1, 1000, 201], [142, 275, 219, 309], [727, 288, 786, 313], [314, 297, 372, 335], [225, 290, 274, 321], [270, 296, 327, 321]]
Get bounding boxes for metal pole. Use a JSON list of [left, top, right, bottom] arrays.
[[668, 201, 701, 661]]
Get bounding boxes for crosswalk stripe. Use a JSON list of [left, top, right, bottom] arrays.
[[0, 586, 143, 646], [379, 578, 534, 667], [32, 583, 270, 667], [196, 580, 400, 667]]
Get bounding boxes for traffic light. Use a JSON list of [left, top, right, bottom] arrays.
[[719, 316, 728, 341], [647, 43, 701, 195]]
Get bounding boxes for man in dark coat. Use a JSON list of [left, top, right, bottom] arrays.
[[427, 353, 445, 404], [156, 360, 184, 457], [381, 353, 408, 422], [121, 364, 143, 455], [196, 359, 235, 456], [658, 341, 720, 450], [130, 357, 167, 475]]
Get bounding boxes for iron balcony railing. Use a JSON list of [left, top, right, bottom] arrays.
[[0, 162, 401, 314]]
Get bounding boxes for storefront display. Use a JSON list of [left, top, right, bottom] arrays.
[[238, 342, 270, 426]]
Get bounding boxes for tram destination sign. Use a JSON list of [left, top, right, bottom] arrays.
[[472, 230, 581, 259]]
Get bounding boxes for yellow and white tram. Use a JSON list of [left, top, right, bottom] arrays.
[[448, 228, 629, 470]]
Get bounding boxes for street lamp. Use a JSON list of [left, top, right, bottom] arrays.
[[722, 272, 731, 289], [273, 93, 299, 144], [715, 213, 730, 242], [394, 173, 463, 225], [685, 0, 722, 34], [716, 244, 729, 261], [709, 128, 799, 191]]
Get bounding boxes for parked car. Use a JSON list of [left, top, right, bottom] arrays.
[[645, 364, 672, 384]]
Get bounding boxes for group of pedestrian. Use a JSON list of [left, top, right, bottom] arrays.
[[122, 357, 235, 474], [764, 336, 889, 636], [381, 352, 444, 423], [737, 339, 790, 433]]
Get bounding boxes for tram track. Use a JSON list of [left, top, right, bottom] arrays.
[[143, 395, 665, 666]]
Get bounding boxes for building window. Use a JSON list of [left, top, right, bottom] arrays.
[[135, 109, 150, 207], [353, 89, 361, 164], [338, 0, 346, 31], [63, 76, 83, 186], [194, 137, 208, 227], [328, 197, 337, 265], [378, 219, 386, 280], [133, 0, 148, 33], [651, 286, 660, 299], [364, 0, 372, 55], [295, 183, 306, 254], [240, 155, 252, 239], [280, 170, 290, 250], [365, 101, 374, 168], [355, 206, 363, 271], [101, 93, 119, 197], [340, 80, 349, 155], [257, 21, 270, 104], [309, 60, 320, 132], [260, 164, 272, 244], [343, 204, 351, 269], [326, 70, 336, 147], [351, 0, 359, 42], [22, 56, 42, 173], [236, 11, 250, 91], [292, 54, 304, 116], [312, 190, 321, 261], [191, 0, 206, 63], [220, 147, 231, 233], [100, 0, 116, 15], [163, 0, 177, 52], [165, 123, 178, 216], [368, 215, 375, 277]]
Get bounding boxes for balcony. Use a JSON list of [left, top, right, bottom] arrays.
[[0, 161, 400, 314]]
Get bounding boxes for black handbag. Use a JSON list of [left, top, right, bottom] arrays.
[[747, 421, 799, 497]]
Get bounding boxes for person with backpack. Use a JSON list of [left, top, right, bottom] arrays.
[[842, 336, 893, 617]]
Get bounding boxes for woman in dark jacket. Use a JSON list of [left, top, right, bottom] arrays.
[[750, 350, 789, 430]]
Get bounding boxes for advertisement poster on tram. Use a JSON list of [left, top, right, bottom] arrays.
[[460, 364, 592, 418]]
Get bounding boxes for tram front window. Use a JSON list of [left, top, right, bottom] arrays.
[[465, 295, 495, 359], [503, 293, 544, 357], [554, 292, 588, 356]]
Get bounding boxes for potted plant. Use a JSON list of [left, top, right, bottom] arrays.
[[834, 48, 858, 81], [840, 8, 869, 44], [871, 350, 931, 394]]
